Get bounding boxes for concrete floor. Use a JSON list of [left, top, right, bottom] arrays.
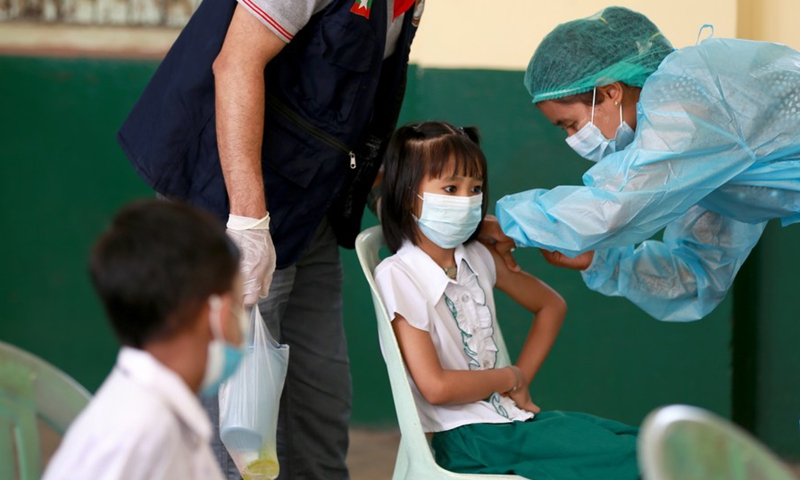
[[347, 429, 401, 480]]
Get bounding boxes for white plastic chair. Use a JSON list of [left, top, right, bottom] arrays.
[[355, 225, 524, 480], [0, 340, 91, 480], [639, 404, 797, 480]]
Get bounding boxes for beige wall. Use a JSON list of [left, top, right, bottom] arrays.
[[0, 23, 179, 57], [2, 0, 799, 61], [409, 0, 738, 70], [737, 0, 800, 48]]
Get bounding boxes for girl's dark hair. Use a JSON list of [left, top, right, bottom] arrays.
[[380, 121, 489, 253], [89, 200, 240, 348]]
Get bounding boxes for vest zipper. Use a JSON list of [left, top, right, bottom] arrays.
[[265, 93, 357, 169]]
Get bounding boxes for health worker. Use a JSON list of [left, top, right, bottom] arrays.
[[496, 6, 800, 321]]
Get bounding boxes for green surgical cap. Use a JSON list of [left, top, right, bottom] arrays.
[[525, 6, 675, 103]]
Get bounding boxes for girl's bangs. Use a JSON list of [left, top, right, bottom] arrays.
[[425, 138, 486, 179]]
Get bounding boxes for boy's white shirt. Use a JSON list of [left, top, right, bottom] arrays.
[[375, 240, 534, 433], [43, 347, 224, 480]]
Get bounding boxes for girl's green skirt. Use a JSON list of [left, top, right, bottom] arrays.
[[431, 410, 639, 480]]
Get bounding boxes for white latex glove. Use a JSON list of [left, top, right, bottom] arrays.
[[226, 213, 276, 306]]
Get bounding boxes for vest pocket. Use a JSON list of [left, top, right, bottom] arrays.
[[261, 96, 355, 190], [261, 112, 324, 189], [297, 19, 376, 122], [321, 20, 374, 72]]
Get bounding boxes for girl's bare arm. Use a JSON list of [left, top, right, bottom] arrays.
[[392, 314, 518, 405], [491, 247, 566, 409]]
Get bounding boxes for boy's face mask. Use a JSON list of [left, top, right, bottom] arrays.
[[414, 192, 483, 249], [565, 88, 635, 162], [200, 295, 247, 397]]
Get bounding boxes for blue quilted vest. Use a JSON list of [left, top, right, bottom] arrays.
[[118, 0, 418, 267]]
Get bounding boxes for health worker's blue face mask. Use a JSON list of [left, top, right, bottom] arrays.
[[415, 192, 483, 249], [566, 88, 635, 162], [200, 296, 247, 397]]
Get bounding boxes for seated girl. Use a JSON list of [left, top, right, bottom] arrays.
[[374, 121, 639, 480]]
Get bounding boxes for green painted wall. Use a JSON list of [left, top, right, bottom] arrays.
[[1, 57, 156, 394], [752, 224, 800, 459], [0, 56, 796, 459]]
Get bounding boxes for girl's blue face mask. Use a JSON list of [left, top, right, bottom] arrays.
[[415, 192, 483, 249], [566, 88, 635, 162]]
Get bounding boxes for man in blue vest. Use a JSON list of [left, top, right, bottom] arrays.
[[118, 0, 423, 478]]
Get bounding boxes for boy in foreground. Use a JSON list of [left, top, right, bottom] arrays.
[[44, 200, 247, 479]]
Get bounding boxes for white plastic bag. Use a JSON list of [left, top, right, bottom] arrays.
[[219, 306, 289, 480]]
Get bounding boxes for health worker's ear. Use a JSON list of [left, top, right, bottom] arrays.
[[592, 82, 631, 138], [597, 82, 624, 105], [598, 82, 641, 131]]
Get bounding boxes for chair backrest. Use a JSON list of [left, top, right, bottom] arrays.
[[638, 404, 797, 480], [0, 340, 91, 480], [355, 226, 523, 480]]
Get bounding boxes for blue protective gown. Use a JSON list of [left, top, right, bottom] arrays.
[[496, 39, 800, 321]]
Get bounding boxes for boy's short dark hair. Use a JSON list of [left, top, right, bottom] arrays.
[[89, 200, 240, 348], [380, 121, 489, 253]]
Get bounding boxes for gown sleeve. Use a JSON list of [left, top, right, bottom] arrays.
[[496, 89, 758, 257], [581, 205, 766, 321]]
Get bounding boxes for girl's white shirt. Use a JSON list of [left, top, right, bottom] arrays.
[[375, 240, 534, 433]]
